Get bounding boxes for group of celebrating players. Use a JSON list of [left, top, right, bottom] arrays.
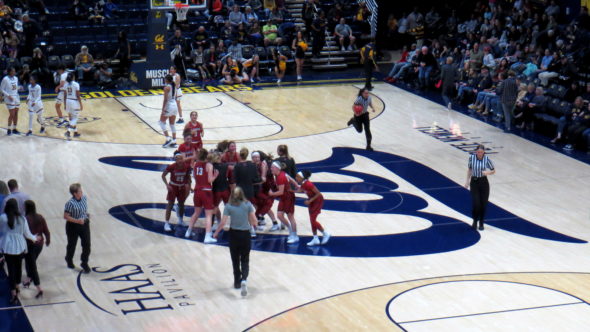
[[3, 65, 84, 140], [161, 115, 330, 246]]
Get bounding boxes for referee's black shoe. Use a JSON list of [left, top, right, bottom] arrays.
[[81, 263, 91, 274], [65, 258, 75, 269]]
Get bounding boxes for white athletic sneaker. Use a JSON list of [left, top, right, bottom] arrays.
[[347, 45, 353, 51], [162, 139, 172, 148], [164, 222, 172, 232], [321, 231, 331, 245], [297, 75, 302, 81], [240, 280, 248, 296], [341, 46, 345, 51], [287, 235, 299, 244], [277, 78, 281, 83], [251, 78, 255, 83], [204, 233, 217, 244], [184, 229, 192, 238], [307, 236, 320, 246], [447, 102, 452, 110], [269, 224, 280, 232], [257, 218, 266, 226]]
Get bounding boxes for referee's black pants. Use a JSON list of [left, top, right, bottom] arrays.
[[351, 112, 372, 148], [470, 177, 490, 226], [229, 229, 251, 285], [65, 220, 91, 265]]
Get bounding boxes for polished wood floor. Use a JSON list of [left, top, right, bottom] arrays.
[[1, 83, 589, 332]]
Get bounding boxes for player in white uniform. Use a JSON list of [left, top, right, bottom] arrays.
[[170, 65, 184, 124], [2, 67, 21, 135], [160, 74, 178, 148], [54, 65, 69, 127], [26, 75, 47, 136], [63, 73, 83, 139]]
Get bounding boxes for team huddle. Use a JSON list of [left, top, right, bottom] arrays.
[[3, 65, 83, 139], [162, 127, 331, 246]]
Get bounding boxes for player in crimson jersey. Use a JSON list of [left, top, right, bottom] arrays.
[[269, 161, 299, 244], [177, 130, 196, 168], [295, 170, 330, 246], [185, 149, 219, 243], [162, 152, 192, 232], [221, 141, 239, 186], [184, 111, 204, 152], [211, 151, 230, 230], [251, 151, 278, 230]]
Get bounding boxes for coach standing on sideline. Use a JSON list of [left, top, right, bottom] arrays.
[[497, 71, 519, 131], [63, 183, 91, 273], [464, 145, 495, 231], [360, 39, 378, 91]]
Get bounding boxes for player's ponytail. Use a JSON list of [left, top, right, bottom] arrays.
[[66, 72, 74, 83], [302, 170, 311, 179], [165, 74, 175, 97]]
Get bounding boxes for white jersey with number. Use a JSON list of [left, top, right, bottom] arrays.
[[27, 83, 43, 112], [56, 72, 68, 103], [1, 75, 20, 109], [173, 73, 183, 99], [164, 84, 178, 116], [65, 81, 81, 113]]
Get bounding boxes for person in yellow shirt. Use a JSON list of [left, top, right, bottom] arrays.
[[75, 46, 95, 84], [0, 1, 13, 18]]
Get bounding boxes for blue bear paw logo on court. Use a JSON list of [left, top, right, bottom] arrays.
[[101, 147, 585, 258]]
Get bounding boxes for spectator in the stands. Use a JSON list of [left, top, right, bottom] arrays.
[[440, 56, 458, 110], [31, 47, 50, 85], [268, 7, 284, 24], [415, 46, 436, 90], [247, 0, 262, 12], [310, 10, 327, 58], [220, 20, 233, 45], [334, 18, 355, 51], [551, 96, 584, 144], [244, 6, 258, 26], [229, 5, 244, 27], [95, 62, 115, 90], [327, 3, 344, 33], [205, 44, 221, 79], [354, 1, 371, 35], [514, 83, 536, 130], [263, 19, 281, 46], [263, 0, 276, 16], [104, 0, 118, 18], [5, 30, 19, 58], [456, 68, 479, 103], [545, 0, 560, 18], [302, 0, 318, 39], [234, 22, 248, 44], [70, 0, 87, 21], [468, 43, 483, 71], [88, 1, 105, 24], [191, 45, 209, 81], [21, 14, 40, 57], [563, 98, 590, 151], [248, 21, 262, 45], [385, 44, 412, 82], [0, 0, 12, 18], [75, 45, 94, 83], [482, 47, 495, 70], [193, 26, 209, 49], [114, 30, 131, 78], [538, 53, 561, 86], [228, 40, 244, 62], [19, 64, 31, 88]]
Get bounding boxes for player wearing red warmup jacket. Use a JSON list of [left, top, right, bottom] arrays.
[[295, 170, 330, 246], [185, 149, 219, 243], [162, 152, 191, 232], [251, 151, 278, 230], [269, 161, 299, 244], [184, 111, 204, 152]]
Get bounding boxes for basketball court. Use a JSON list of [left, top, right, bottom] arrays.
[[1, 79, 590, 331]]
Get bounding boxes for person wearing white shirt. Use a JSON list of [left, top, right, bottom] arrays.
[[63, 73, 83, 139], [26, 75, 46, 136], [0, 199, 40, 304], [1, 67, 21, 135], [53, 65, 69, 127]]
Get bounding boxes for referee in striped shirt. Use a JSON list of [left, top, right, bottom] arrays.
[[63, 183, 91, 273], [347, 88, 376, 151], [464, 145, 495, 231]]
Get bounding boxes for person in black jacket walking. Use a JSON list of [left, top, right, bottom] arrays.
[[440, 56, 457, 109], [496, 71, 519, 131]]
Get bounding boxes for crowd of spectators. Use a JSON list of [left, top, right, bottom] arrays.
[[166, 0, 371, 83], [384, 1, 590, 153]]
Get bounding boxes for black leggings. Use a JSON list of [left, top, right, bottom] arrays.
[[24, 242, 43, 286], [351, 112, 372, 147], [229, 229, 251, 284], [470, 177, 490, 226], [5, 253, 24, 291]]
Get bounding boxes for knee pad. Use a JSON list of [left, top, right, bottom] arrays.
[[169, 124, 176, 134], [159, 121, 167, 132], [69, 115, 79, 127]]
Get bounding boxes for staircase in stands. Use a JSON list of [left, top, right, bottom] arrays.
[[284, 0, 359, 70]]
